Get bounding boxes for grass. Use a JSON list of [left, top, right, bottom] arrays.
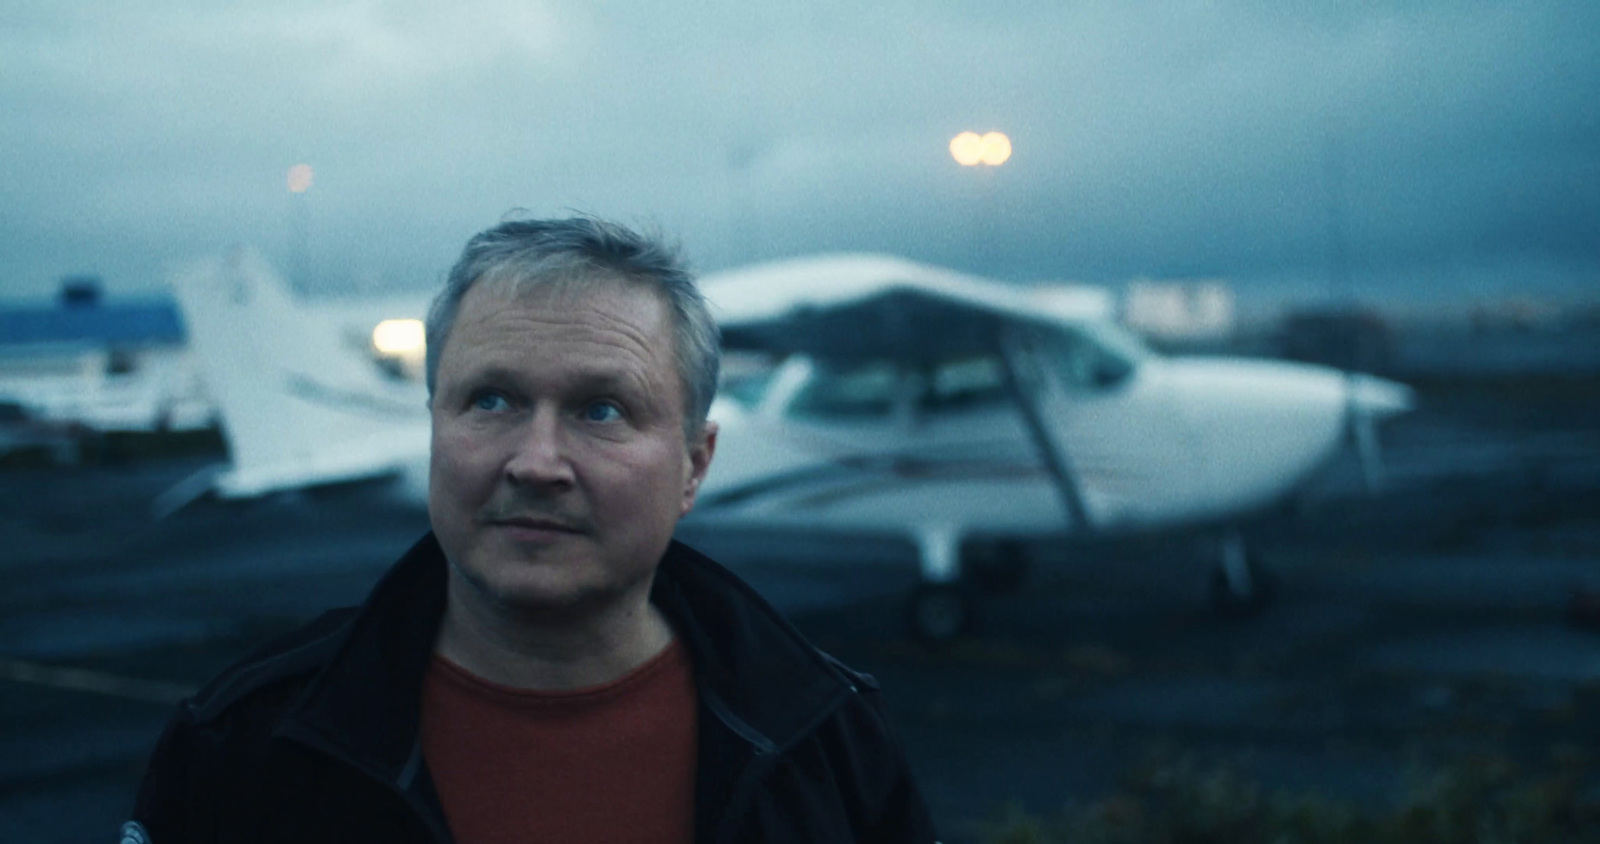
[[979, 751, 1600, 844]]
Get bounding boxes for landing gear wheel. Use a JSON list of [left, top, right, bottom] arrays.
[[963, 539, 1030, 595], [908, 583, 972, 644], [1208, 542, 1274, 618]]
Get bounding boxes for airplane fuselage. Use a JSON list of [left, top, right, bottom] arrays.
[[689, 351, 1409, 549]]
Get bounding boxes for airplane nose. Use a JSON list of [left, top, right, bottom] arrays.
[[1345, 374, 1415, 420]]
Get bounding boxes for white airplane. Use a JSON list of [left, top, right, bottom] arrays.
[[164, 248, 1414, 640], [685, 255, 1413, 638], [155, 248, 432, 516], [0, 349, 215, 437]]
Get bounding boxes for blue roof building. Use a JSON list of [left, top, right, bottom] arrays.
[[0, 278, 185, 351]]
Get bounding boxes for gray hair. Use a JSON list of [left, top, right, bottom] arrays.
[[426, 217, 720, 439]]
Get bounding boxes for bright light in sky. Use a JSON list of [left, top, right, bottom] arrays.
[[979, 132, 1012, 166], [371, 318, 425, 354], [949, 132, 984, 166], [951, 132, 1010, 167], [287, 164, 315, 193]]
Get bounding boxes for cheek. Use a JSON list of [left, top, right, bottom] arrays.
[[582, 440, 685, 506], [430, 425, 501, 504], [650, 448, 697, 512]]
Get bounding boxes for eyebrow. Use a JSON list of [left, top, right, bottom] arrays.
[[465, 364, 657, 401]]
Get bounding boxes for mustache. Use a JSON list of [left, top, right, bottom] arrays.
[[476, 495, 594, 533]]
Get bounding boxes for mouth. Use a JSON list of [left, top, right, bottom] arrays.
[[486, 515, 587, 541]]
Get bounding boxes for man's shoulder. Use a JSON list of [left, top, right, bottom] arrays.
[[814, 648, 881, 693], [183, 606, 359, 725], [658, 540, 880, 694]]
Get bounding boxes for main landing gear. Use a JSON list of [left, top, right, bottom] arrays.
[[908, 583, 973, 643], [905, 529, 1275, 642], [905, 532, 1030, 643]]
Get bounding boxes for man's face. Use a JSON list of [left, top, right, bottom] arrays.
[[428, 277, 715, 616]]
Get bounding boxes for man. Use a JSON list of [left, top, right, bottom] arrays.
[[126, 217, 938, 843]]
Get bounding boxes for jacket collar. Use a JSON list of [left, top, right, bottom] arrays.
[[277, 532, 856, 782], [278, 532, 448, 785], [651, 540, 858, 754]]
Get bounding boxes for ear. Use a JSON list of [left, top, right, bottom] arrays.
[[680, 420, 718, 516]]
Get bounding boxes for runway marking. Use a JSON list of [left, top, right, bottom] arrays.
[[0, 658, 195, 704]]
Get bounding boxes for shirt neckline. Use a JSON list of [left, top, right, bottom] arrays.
[[428, 636, 688, 708]]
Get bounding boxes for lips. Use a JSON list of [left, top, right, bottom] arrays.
[[492, 516, 584, 533], [488, 519, 582, 547]]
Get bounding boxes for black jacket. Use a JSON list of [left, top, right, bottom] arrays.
[[130, 534, 938, 843]]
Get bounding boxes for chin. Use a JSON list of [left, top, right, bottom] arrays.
[[456, 549, 637, 616]]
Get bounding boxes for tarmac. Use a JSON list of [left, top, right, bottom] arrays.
[[2, 372, 1598, 843]]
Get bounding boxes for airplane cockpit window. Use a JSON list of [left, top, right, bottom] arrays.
[[920, 355, 1008, 412], [787, 359, 899, 420], [716, 351, 783, 411], [721, 368, 777, 410], [1045, 325, 1139, 391]]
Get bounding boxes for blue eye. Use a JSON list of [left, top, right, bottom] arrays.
[[472, 393, 510, 412], [583, 402, 622, 423]]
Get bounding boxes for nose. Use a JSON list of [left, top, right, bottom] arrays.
[[503, 406, 576, 490]]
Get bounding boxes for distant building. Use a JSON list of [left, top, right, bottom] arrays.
[[1, 276, 184, 350], [0, 277, 213, 438], [1121, 280, 1237, 345]]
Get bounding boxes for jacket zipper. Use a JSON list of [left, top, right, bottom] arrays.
[[710, 683, 857, 844]]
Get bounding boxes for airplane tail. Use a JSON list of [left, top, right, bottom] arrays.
[[165, 248, 429, 503]]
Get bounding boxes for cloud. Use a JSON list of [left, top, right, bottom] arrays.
[[0, 0, 1595, 303]]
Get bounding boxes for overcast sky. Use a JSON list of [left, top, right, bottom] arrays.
[[2, 0, 1596, 307]]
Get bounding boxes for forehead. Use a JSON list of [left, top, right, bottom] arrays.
[[444, 274, 676, 378], [465, 271, 664, 324]]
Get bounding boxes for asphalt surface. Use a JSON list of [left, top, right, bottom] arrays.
[[2, 373, 1598, 843]]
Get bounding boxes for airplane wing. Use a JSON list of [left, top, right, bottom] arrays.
[[701, 253, 1097, 363], [700, 253, 1097, 531]]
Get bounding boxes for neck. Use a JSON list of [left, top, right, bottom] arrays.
[[434, 571, 675, 691]]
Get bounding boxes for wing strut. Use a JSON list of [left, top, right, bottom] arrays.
[[998, 327, 1094, 533]]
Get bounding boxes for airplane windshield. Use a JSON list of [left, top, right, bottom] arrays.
[[1078, 320, 1154, 363], [721, 368, 777, 410], [1044, 322, 1148, 390], [717, 352, 783, 411], [788, 359, 899, 420]]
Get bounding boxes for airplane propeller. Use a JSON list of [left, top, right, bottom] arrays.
[[1343, 373, 1415, 494]]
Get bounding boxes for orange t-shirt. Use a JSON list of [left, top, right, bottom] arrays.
[[419, 639, 698, 844]]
